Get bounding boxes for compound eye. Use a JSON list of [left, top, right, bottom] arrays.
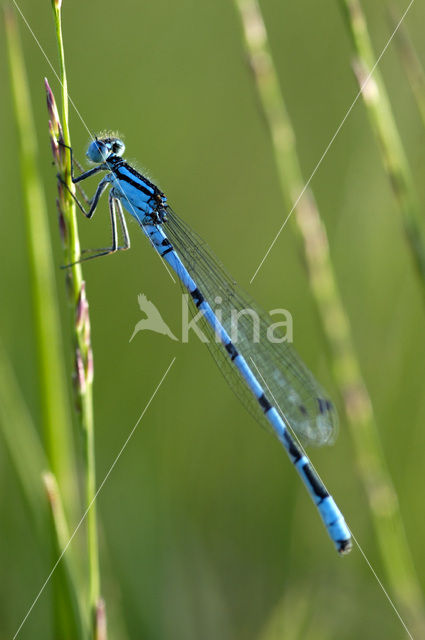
[[86, 140, 109, 163]]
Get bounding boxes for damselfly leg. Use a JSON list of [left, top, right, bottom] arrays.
[[58, 144, 130, 267]]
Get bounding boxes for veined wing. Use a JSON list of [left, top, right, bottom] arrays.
[[163, 207, 338, 447]]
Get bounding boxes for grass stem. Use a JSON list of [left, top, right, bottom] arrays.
[[234, 0, 425, 633], [391, 7, 425, 131], [4, 2, 78, 518], [5, 8, 87, 637], [340, 0, 425, 303], [48, 1, 101, 632]]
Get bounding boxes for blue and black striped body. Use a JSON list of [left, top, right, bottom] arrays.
[[146, 222, 351, 554], [69, 137, 351, 554], [106, 156, 168, 223], [103, 154, 351, 554]]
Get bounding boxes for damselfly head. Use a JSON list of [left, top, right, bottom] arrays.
[[86, 137, 125, 163]]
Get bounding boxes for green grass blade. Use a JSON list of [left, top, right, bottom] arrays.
[[4, 5, 78, 516], [233, 0, 425, 634], [4, 8, 89, 638], [0, 340, 86, 639], [47, 1, 101, 632], [43, 472, 87, 639], [390, 7, 425, 130], [0, 340, 48, 534], [340, 0, 425, 303]]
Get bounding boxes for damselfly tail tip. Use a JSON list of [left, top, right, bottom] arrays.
[[338, 537, 353, 555]]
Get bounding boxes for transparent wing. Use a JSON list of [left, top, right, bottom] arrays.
[[164, 207, 338, 447]]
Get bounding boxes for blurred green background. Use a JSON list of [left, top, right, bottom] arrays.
[[1, 0, 425, 638]]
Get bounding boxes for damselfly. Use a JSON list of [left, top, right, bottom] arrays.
[[61, 135, 352, 554]]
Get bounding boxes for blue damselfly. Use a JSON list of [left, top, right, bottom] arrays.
[[60, 135, 352, 554]]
